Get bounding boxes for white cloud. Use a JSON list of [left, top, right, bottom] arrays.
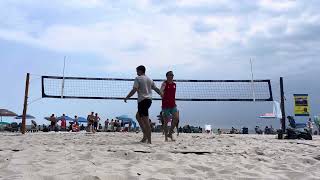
[[259, 0, 297, 11], [0, 0, 319, 78]]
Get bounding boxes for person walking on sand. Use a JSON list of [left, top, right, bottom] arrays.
[[49, 114, 57, 131], [160, 71, 180, 141], [87, 112, 95, 133], [94, 113, 100, 131], [60, 114, 67, 131], [124, 65, 162, 144]]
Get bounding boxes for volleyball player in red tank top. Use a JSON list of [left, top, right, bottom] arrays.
[[160, 71, 180, 141]]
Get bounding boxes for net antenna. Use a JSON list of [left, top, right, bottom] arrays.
[[61, 56, 66, 98], [41, 76, 273, 102], [250, 59, 256, 102]]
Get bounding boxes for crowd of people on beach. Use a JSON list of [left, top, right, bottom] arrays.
[[45, 113, 136, 133]]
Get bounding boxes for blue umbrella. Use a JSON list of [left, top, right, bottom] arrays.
[[57, 116, 73, 121], [15, 114, 35, 119], [75, 117, 87, 123], [116, 115, 137, 128], [116, 115, 132, 121]]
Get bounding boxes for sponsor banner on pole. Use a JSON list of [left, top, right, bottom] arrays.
[[294, 94, 310, 116]]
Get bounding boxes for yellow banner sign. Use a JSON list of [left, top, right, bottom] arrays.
[[294, 94, 310, 116]]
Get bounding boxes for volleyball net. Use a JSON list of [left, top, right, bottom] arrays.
[[41, 76, 273, 101]]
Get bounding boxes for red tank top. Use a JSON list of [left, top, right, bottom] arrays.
[[162, 81, 176, 108]]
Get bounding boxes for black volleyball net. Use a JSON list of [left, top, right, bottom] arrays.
[[41, 76, 273, 101]]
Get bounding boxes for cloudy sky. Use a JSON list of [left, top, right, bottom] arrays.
[[0, 0, 319, 129]]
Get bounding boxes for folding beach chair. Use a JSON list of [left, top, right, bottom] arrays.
[[286, 116, 312, 140], [287, 116, 307, 129]]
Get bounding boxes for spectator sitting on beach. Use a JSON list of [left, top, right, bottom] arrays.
[[43, 125, 49, 132], [98, 123, 103, 131], [218, 128, 222, 135], [74, 115, 79, 125], [255, 126, 263, 134], [80, 124, 85, 131], [230, 127, 237, 134], [269, 126, 275, 134], [264, 126, 269, 134], [72, 122, 80, 132], [178, 126, 183, 134]]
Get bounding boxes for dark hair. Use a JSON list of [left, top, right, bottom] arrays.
[[166, 71, 173, 76], [136, 65, 146, 73]]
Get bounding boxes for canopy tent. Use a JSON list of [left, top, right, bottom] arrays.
[[116, 115, 137, 128]]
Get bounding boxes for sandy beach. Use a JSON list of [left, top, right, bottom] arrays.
[[0, 132, 319, 180]]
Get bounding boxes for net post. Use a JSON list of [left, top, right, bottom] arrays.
[[280, 77, 286, 133], [21, 73, 30, 134]]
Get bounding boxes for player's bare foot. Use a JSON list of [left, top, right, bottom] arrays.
[[168, 133, 175, 141], [140, 137, 147, 143]]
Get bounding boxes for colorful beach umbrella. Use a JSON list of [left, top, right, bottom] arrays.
[[0, 109, 18, 122]]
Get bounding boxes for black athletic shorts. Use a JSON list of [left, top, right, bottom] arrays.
[[138, 99, 152, 117], [94, 122, 98, 128]]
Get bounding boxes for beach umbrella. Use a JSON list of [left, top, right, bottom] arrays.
[[0, 121, 10, 125], [69, 117, 87, 124], [116, 115, 132, 121], [57, 115, 73, 121], [15, 114, 36, 119], [0, 109, 18, 122], [76, 117, 87, 123], [116, 115, 137, 128]]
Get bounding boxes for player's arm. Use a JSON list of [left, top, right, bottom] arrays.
[[124, 78, 138, 102], [152, 81, 163, 98], [160, 82, 166, 94], [125, 87, 137, 102]]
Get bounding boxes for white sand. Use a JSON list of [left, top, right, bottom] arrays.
[[0, 132, 320, 180]]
